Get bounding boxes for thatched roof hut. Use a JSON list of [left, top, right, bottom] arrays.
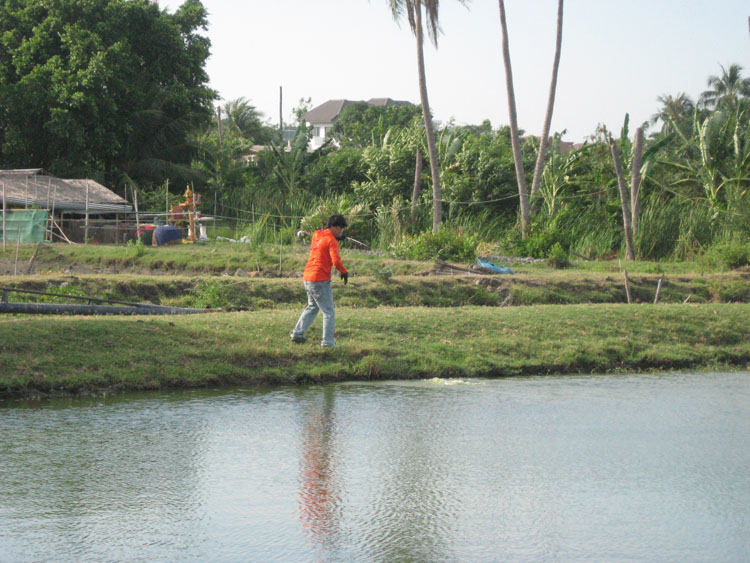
[[0, 169, 132, 214]]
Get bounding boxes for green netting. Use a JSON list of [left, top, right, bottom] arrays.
[[1, 210, 49, 243]]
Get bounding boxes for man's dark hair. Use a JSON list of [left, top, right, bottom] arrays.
[[328, 214, 348, 228]]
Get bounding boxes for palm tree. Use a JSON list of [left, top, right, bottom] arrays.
[[220, 98, 275, 144], [699, 64, 750, 111], [529, 0, 564, 209], [497, 0, 529, 238], [650, 93, 694, 138], [388, 0, 468, 233], [498, 0, 564, 238]]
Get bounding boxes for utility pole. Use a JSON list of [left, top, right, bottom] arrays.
[[217, 105, 223, 146], [279, 86, 283, 133]]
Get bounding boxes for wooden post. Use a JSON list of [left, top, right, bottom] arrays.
[[49, 186, 57, 243], [2, 181, 6, 252], [85, 181, 90, 244], [14, 225, 21, 275], [624, 269, 632, 304], [134, 188, 140, 236], [654, 277, 664, 304], [27, 242, 42, 274]]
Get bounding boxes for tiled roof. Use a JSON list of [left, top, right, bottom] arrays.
[[304, 98, 413, 124]]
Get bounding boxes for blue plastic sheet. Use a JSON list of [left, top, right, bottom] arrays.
[[476, 258, 514, 274]]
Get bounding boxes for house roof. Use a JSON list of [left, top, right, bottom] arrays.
[[304, 98, 413, 124], [0, 170, 132, 214], [303, 100, 354, 124], [366, 98, 412, 108]]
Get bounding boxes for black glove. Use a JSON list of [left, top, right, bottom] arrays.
[[341, 272, 349, 285]]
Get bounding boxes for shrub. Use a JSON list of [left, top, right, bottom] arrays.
[[547, 242, 571, 269], [702, 240, 750, 270], [126, 238, 146, 258], [390, 227, 479, 262]]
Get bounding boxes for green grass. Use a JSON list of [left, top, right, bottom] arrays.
[[2, 241, 748, 399], [2, 269, 748, 310], [1, 304, 748, 398], [2, 240, 739, 278]]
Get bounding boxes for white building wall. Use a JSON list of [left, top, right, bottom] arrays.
[[307, 122, 332, 151]]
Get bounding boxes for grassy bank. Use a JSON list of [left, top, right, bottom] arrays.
[[1, 303, 748, 398], [1, 269, 749, 310]]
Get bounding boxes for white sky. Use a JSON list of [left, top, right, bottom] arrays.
[[158, 0, 749, 142]]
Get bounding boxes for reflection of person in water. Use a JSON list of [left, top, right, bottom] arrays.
[[298, 387, 340, 550]]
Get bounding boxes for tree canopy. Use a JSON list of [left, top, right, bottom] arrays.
[[331, 102, 421, 148], [0, 0, 215, 188]]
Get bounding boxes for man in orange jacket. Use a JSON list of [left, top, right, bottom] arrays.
[[290, 214, 349, 347]]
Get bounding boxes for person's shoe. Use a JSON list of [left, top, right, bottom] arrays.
[[291, 335, 307, 343]]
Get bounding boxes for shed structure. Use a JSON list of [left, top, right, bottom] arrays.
[[0, 169, 133, 243]]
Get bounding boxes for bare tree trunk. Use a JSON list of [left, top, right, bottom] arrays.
[[498, 0, 530, 238], [530, 0, 564, 210], [415, 4, 442, 233], [630, 127, 643, 236], [411, 149, 423, 219], [610, 140, 635, 260]]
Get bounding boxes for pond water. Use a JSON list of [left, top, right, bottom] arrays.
[[2, 372, 749, 562]]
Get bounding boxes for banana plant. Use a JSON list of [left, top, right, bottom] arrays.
[[537, 136, 592, 217], [661, 109, 747, 212]]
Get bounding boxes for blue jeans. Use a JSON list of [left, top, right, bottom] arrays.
[[291, 280, 336, 346]]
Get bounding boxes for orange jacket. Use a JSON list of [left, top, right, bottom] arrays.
[[303, 229, 348, 282]]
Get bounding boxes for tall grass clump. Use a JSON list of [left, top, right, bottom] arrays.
[[673, 203, 719, 260], [634, 197, 682, 260]]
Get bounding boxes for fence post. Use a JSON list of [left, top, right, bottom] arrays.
[[85, 181, 90, 244], [624, 269, 632, 304], [134, 189, 140, 238], [654, 277, 664, 304], [3, 182, 8, 252], [2, 181, 6, 252], [49, 186, 57, 242], [14, 226, 21, 275]]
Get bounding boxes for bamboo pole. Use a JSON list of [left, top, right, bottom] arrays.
[[27, 242, 42, 274], [624, 269, 632, 304], [134, 188, 140, 235], [654, 277, 664, 304], [14, 226, 21, 275], [191, 185, 197, 241], [49, 186, 57, 242], [85, 181, 90, 244], [50, 217, 75, 244]]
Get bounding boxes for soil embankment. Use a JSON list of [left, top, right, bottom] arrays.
[[1, 242, 749, 398]]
